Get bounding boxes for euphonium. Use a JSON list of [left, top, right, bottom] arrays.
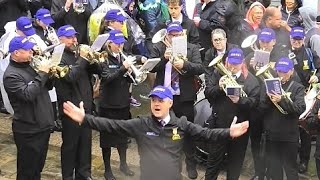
[[31, 55, 69, 78], [78, 44, 107, 64], [120, 51, 147, 85], [208, 55, 247, 97], [256, 63, 293, 114], [73, 0, 85, 14]]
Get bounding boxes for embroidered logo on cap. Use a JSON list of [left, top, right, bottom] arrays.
[[261, 31, 271, 35], [153, 87, 165, 92], [65, 27, 75, 31], [24, 24, 32, 29], [43, 14, 51, 17], [278, 61, 289, 65]]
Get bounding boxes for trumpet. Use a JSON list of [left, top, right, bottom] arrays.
[[208, 55, 247, 97], [77, 44, 107, 64], [73, 0, 85, 14], [120, 51, 147, 85], [31, 55, 69, 78], [256, 63, 293, 114]]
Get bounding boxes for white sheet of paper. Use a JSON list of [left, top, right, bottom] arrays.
[[172, 36, 187, 57], [51, 43, 66, 66], [91, 34, 109, 51], [139, 58, 161, 72]]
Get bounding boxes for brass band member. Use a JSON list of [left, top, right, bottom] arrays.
[[204, 48, 260, 180], [289, 26, 320, 173], [259, 57, 305, 180], [149, 22, 204, 179], [4, 36, 55, 180], [306, 98, 320, 178], [55, 25, 101, 180], [99, 30, 146, 179]]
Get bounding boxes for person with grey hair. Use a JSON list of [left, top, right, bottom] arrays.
[[203, 28, 238, 75]]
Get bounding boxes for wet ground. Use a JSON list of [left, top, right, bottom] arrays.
[[0, 83, 319, 179]]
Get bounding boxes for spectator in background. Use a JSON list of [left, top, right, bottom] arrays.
[[0, 0, 28, 37], [51, 0, 93, 44], [244, 1, 265, 32], [280, 0, 303, 32], [28, 0, 52, 17]]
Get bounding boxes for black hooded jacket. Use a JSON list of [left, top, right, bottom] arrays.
[[281, 0, 303, 28]]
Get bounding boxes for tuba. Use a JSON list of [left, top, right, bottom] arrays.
[[73, 0, 86, 14], [256, 63, 293, 114], [208, 55, 247, 97], [120, 51, 147, 85]]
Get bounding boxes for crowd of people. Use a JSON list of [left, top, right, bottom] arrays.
[[1, 0, 320, 180]]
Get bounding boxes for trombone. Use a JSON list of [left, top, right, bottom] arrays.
[[256, 63, 293, 114], [152, 28, 186, 75]]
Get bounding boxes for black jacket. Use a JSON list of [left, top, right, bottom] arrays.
[[292, 46, 320, 88], [99, 52, 136, 109], [3, 60, 55, 134], [281, 0, 303, 28], [0, 0, 28, 36], [259, 79, 305, 142], [197, 0, 221, 51], [306, 99, 320, 158], [55, 50, 101, 116], [205, 69, 260, 128], [82, 111, 231, 180], [203, 43, 238, 75], [148, 15, 200, 46], [51, 0, 93, 44], [149, 42, 204, 102]]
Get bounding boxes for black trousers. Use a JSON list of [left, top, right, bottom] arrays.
[[14, 130, 51, 180], [205, 131, 249, 180], [299, 127, 311, 164], [249, 116, 265, 178], [61, 116, 92, 180], [266, 140, 299, 180], [316, 158, 320, 178], [172, 96, 196, 170]]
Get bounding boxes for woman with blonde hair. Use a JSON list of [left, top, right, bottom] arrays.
[[244, 1, 265, 31]]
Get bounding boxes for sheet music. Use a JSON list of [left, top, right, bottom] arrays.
[[139, 58, 161, 72], [172, 36, 187, 57], [91, 34, 109, 51], [51, 44, 66, 66], [253, 50, 270, 69], [264, 78, 282, 95]]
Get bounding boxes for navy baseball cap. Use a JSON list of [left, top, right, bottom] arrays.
[[290, 26, 305, 39], [258, 28, 276, 42], [35, 8, 54, 25], [275, 57, 294, 73], [57, 25, 78, 37], [227, 48, 244, 65], [9, 36, 35, 53], [107, 30, 126, 44], [149, 85, 173, 100], [166, 22, 183, 33], [105, 9, 127, 22], [16, 16, 36, 36]]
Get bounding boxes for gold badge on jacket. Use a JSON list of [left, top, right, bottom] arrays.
[[172, 127, 181, 140], [303, 60, 309, 70]]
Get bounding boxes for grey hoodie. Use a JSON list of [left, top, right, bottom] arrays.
[[299, 6, 320, 57], [299, 6, 317, 32]]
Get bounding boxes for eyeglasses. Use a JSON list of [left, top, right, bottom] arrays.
[[212, 38, 225, 43]]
